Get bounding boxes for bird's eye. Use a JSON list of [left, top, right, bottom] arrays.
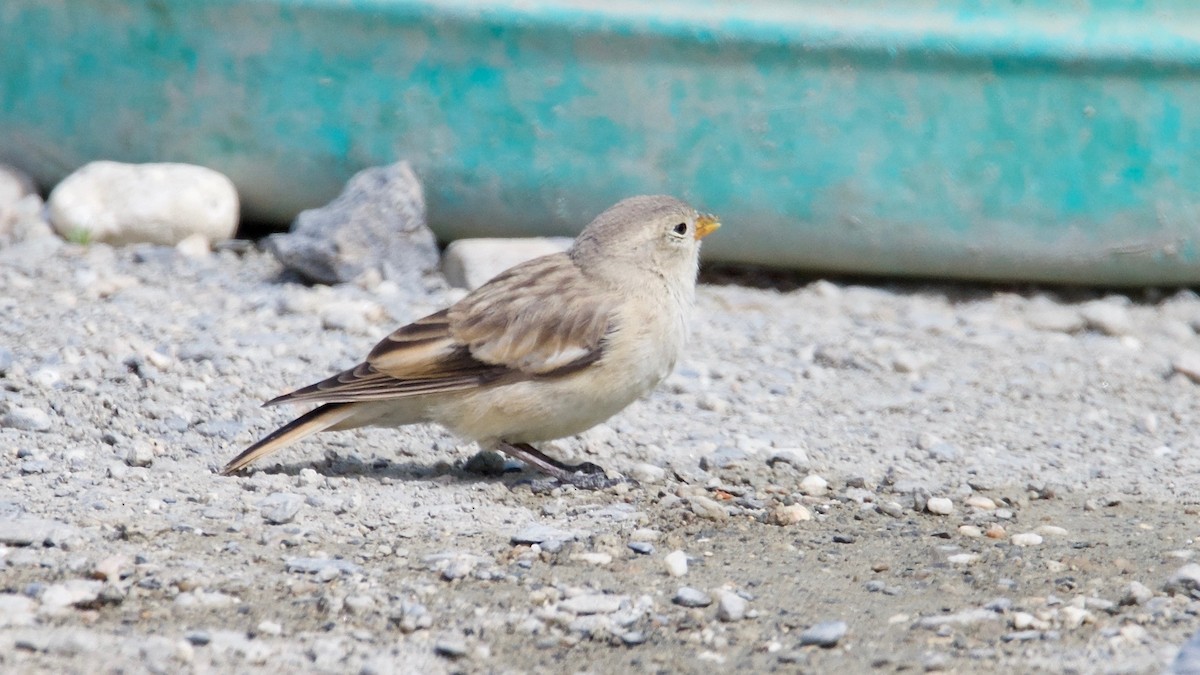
[[672, 222, 688, 236]]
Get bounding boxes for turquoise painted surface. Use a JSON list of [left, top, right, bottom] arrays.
[[3, 0, 1200, 283]]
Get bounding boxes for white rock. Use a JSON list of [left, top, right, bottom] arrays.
[[664, 550, 688, 577], [48, 161, 238, 246], [799, 474, 829, 496], [40, 579, 104, 611], [1173, 351, 1200, 384], [0, 405, 51, 432], [1010, 532, 1043, 547], [716, 591, 748, 622], [1035, 525, 1068, 537], [560, 594, 625, 615], [0, 593, 36, 626], [947, 553, 979, 565], [629, 462, 666, 484], [442, 237, 573, 289], [770, 503, 812, 526], [1080, 300, 1133, 336], [925, 497, 954, 515]]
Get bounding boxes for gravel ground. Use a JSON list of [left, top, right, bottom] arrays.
[[4, 235, 1200, 674]]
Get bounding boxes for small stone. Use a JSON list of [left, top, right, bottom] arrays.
[[1080, 299, 1134, 336], [0, 406, 51, 432], [664, 550, 689, 577], [948, 553, 979, 565], [628, 541, 655, 555], [442, 237, 573, 290], [560, 594, 624, 615], [40, 580, 104, 611], [688, 495, 729, 521], [434, 637, 469, 659], [285, 557, 362, 576], [124, 442, 155, 468], [877, 501, 905, 518], [767, 449, 809, 468], [799, 474, 829, 496], [0, 518, 78, 547], [1024, 306, 1085, 333], [958, 525, 984, 538], [1010, 532, 1043, 547], [48, 161, 238, 245], [1059, 606, 1093, 629], [1121, 581, 1153, 606], [965, 495, 996, 510], [175, 233, 211, 258], [0, 594, 36, 627], [628, 463, 666, 484], [926, 443, 960, 463], [798, 620, 847, 648], [91, 555, 131, 581], [769, 503, 812, 526], [1165, 563, 1200, 597], [673, 587, 712, 608], [925, 497, 954, 515], [1035, 525, 1068, 537], [1173, 351, 1200, 384], [571, 552, 612, 565], [511, 524, 574, 545], [717, 591, 748, 622], [257, 620, 283, 636], [259, 492, 304, 524]]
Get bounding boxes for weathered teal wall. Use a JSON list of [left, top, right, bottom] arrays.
[[3, 0, 1200, 283]]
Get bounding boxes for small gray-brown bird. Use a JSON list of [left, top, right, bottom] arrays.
[[221, 195, 720, 486]]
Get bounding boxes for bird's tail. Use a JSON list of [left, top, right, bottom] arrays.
[[220, 403, 357, 475]]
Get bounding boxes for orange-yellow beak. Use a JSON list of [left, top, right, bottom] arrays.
[[695, 214, 721, 240]]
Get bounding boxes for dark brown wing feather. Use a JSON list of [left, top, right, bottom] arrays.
[[265, 254, 615, 407]]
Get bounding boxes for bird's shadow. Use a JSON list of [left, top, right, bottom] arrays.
[[233, 452, 541, 487]]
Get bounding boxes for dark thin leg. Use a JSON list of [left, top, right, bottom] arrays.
[[496, 442, 619, 489]]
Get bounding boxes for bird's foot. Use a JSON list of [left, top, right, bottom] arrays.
[[498, 443, 623, 490]]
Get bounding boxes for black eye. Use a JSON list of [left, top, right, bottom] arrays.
[[672, 222, 688, 236]]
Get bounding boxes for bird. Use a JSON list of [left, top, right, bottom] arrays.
[[220, 195, 720, 487]]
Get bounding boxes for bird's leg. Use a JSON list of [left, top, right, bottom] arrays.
[[496, 442, 616, 489]]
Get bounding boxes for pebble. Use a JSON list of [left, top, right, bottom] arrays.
[[40, 579, 104, 611], [688, 495, 729, 521], [769, 503, 812, 526], [91, 555, 131, 581], [717, 591, 748, 622], [1121, 581, 1154, 606], [948, 553, 980, 565], [1010, 532, 1043, 547], [392, 601, 433, 633], [48, 161, 238, 245], [798, 620, 847, 648], [1080, 300, 1134, 336], [767, 449, 810, 468], [0, 593, 36, 627], [1, 405, 52, 432], [0, 517, 78, 547], [257, 620, 283, 636], [965, 495, 996, 510], [1024, 306, 1085, 333], [877, 501, 905, 518], [1165, 563, 1200, 597], [511, 524, 574, 546], [628, 542, 654, 555], [434, 637, 469, 659], [925, 497, 954, 515], [285, 557, 363, 576], [124, 442, 155, 468], [1173, 352, 1200, 384], [1035, 525, 1068, 537], [442, 237, 572, 290], [673, 587, 712, 608], [799, 474, 829, 496], [629, 462, 666, 484], [560, 594, 624, 615], [926, 442, 960, 463], [915, 609, 999, 629], [664, 550, 689, 577], [259, 492, 304, 524], [958, 525, 984, 538]]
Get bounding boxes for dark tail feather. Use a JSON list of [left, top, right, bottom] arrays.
[[220, 403, 357, 475]]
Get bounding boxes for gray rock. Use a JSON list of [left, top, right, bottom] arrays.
[[442, 237, 572, 290], [259, 492, 304, 525], [124, 442, 155, 467], [268, 161, 436, 287], [798, 620, 848, 648], [1, 405, 51, 432], [672, 587, 712, 608], [716, 591, 748, 622], [434, 636, 469, 659], [48, 161, 238, 245], [0, 593, 36, 627], [511, 524, 574, 545], [40, 579, 104, 610]]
